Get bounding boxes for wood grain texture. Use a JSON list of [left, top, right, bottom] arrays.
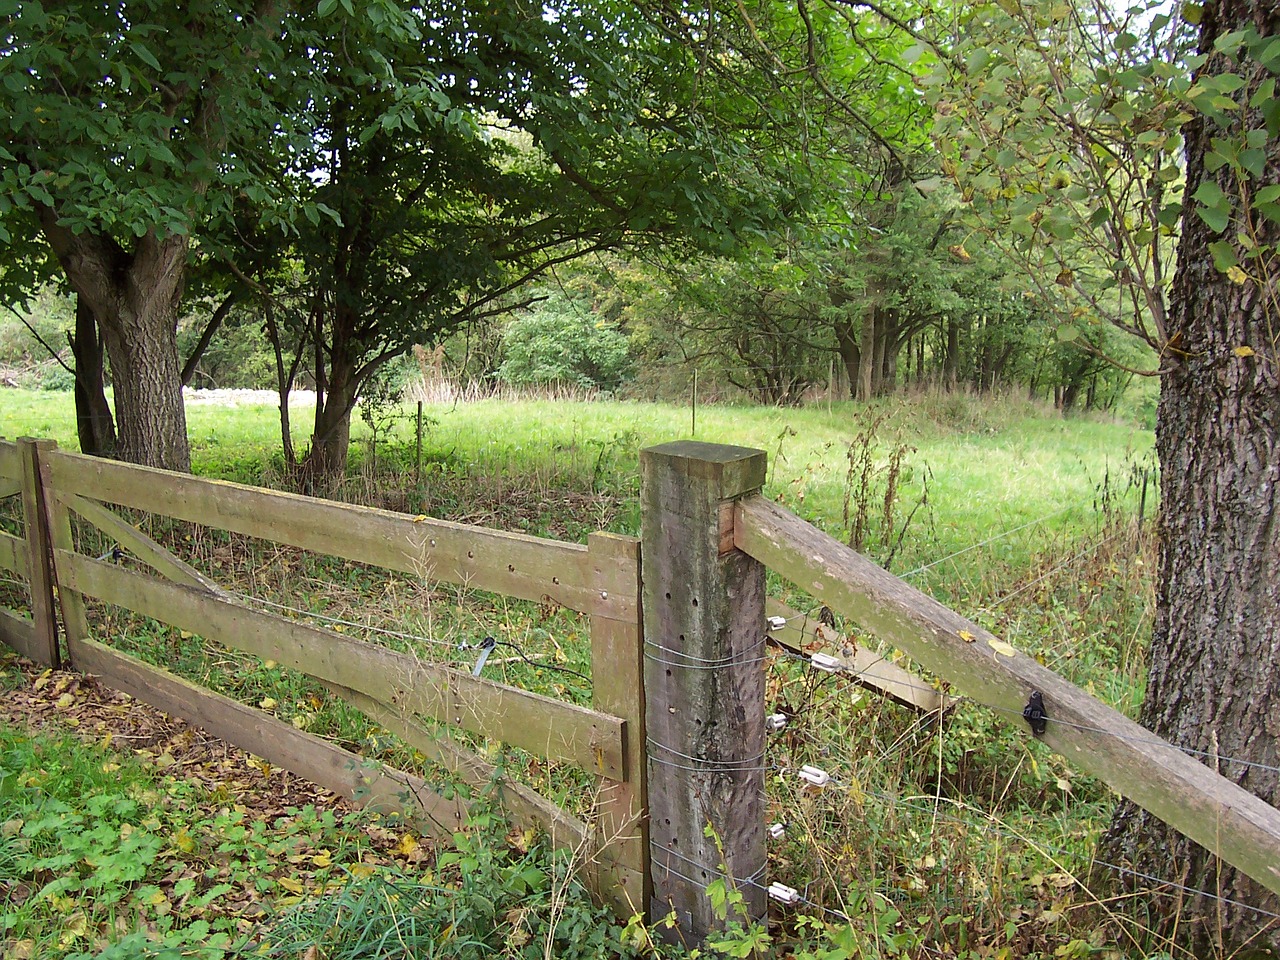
[[0, 532, 28, 578], [61, 492, 229, 596], [764, 598, 950, 714], [0, 441, 19, 485], [70, 638, 468, 834], [736, 494, 1280, 898], [44, 451, 636, 620], [641, 443, 768, 937], [588, 532, 649, 919], [56, 551, 626, 779], [37, 445, 88, 647], [18, 440, 58, 666], [332, 681, 588, 848], [0, 608, 39, 661]]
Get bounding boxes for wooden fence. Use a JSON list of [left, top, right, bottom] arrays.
[[0, 437, 646, 916], [1, 436, 1278, 945]]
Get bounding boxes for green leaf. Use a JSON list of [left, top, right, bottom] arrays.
[[1208, 240, 1239, 271], [1240, 148, 1267, 179], [1181, 2, 1202, 23], [129, 41, 162, 71]]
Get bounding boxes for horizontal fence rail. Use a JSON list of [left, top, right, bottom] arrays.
[[55, 551, 628, 779], [735, 492, 1280, 899], [43, 450, 638, 621]]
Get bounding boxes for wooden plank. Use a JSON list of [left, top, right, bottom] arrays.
[[38, 445, 88, 647], [19, 440, 60, 667], [44, 451, 637, 620], [56, 550, 627, 779], [69, 637, 469, 836], [61, 492, 230, 596], [331, 680, 588, 851], [764, 598, 951, 715], [736, 494, 1280, 898], [589, 532, 649, 919], [0, 608, 40, 662], [0, 441, 19, 486], [0, 531, 28, 578], [641, 442, 768, 936]]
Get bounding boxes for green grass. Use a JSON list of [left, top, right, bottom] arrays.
[[0, 386, 1179, 958]]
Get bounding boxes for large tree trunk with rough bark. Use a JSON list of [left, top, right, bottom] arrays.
[[40, 218, 191, 472], [1101, 0, 1280, 950], [69, 296, 116, 457]]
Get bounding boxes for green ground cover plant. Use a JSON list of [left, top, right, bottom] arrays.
[[0, 388, 1185, 958]]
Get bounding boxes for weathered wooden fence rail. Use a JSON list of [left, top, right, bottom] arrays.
[[1, 438, 648, 915], [4, 436, 1278, 946]]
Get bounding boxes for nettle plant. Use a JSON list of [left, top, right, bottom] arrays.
[[924, 0, 1280, 365]]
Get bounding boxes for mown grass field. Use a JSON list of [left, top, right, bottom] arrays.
[[0, 387, 1175, 959]]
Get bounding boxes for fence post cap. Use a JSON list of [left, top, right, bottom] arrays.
[[640, 441, 767, 499]]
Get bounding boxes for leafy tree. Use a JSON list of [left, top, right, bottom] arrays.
[[248, 0, 812, 480], [0, 1, 321, 470]]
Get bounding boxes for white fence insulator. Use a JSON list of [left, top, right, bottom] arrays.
[[798, 764, 830, 788], [768, 822, 786, 840], [767, 615, 788, 631], [809, 652, 843, 673], [768, 882, 801, 905], [766, 713, 788, 732]]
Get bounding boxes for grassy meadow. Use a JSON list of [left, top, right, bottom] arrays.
[[0, 386, 1180, 959]]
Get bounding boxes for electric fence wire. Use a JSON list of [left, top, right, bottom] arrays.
[[898, 505, 1080, 580], [645, 634, 769, 670], [647, 737, 771, 773], [236, 592, 592, 684], [773, 638, 1280, 777]]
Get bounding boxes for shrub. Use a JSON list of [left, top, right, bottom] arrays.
[[497, 295, 633, 391]]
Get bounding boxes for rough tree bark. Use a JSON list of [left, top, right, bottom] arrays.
[[1101, 0, 1280, 950], [68, 296, 116, 458], [41, 216, 191, 472]]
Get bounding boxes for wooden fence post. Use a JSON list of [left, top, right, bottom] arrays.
[[17, 439, 59, 667], [588, 532, 649, 918], [37, 445, 89, 657], [640, 441, 768, 941]]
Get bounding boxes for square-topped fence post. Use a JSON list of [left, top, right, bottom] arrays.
[[640, 441, 768, 942]]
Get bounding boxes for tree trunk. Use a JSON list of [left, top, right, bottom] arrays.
[[944, 317, 960, 389], [68, 296, 116, 457], [857, 307, 876, 402], [301, 343, 359, 489], [39, 219, 191, 472], [100, 295, 189, 472], [834, 315, 861, 400], [1101, 1, 1280, 949]]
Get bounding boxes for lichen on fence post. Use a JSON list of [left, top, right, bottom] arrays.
[[640, 441, 768, 941]]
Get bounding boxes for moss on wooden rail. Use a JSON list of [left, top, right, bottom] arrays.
[[44, 451, 638, 621], [56, 550, 628, 780], [735, 493, 1280, 899]]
